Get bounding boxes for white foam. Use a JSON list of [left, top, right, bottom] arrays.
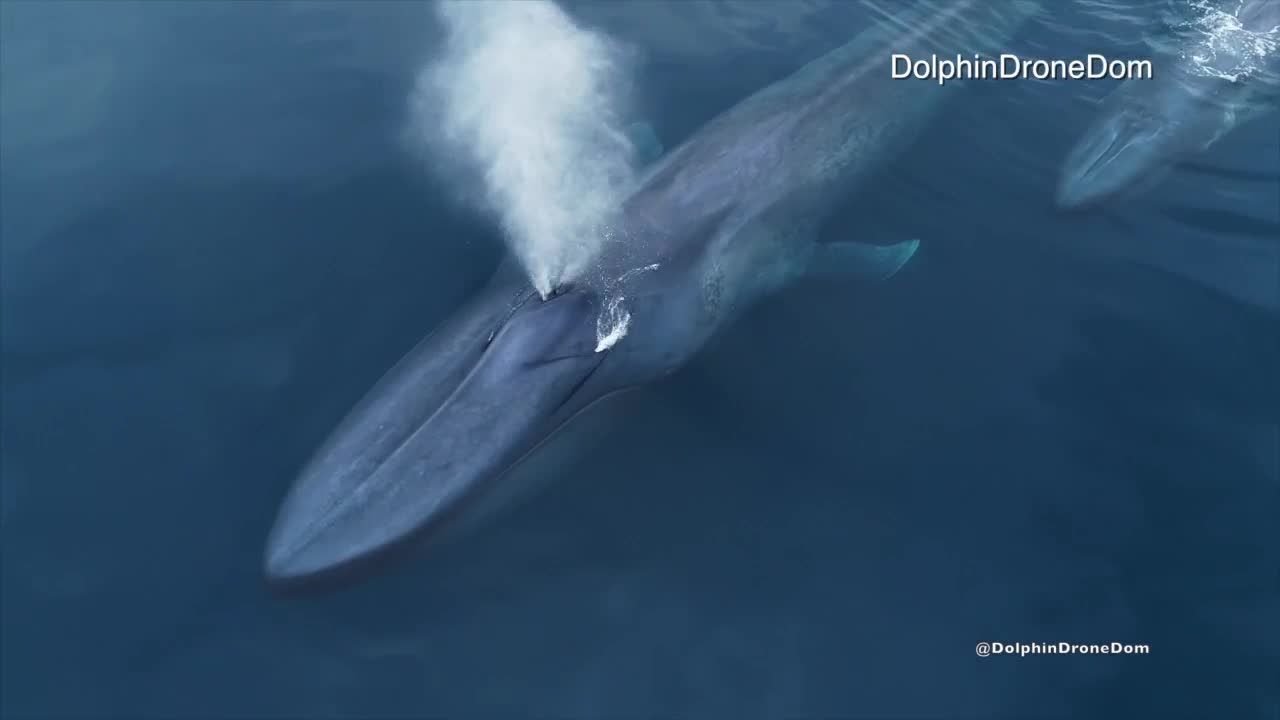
[[592, 263, 659, 352], [594, 294, 631, 352], [1177, 0, 1279, 82]]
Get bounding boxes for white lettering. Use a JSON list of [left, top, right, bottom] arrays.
[[1088, 53, 1108, 79], [891, 54, 911, 79], [1000, 53, 1020, 78]]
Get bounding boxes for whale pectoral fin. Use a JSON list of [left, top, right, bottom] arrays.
[[807, 239, 921, 282], [627, 122, 664, 166]]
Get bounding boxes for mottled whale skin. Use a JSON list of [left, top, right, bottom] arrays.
[[263, 0, 1040, 590], [1057, 0, 1280, 209]]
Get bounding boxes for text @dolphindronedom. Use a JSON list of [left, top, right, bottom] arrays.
[[975, 642, 1151, 658]]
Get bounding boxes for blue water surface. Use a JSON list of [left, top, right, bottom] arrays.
[[1, 1, 1277, 718]]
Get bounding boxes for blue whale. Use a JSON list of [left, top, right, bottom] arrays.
[[1057, 0, 1280, 209], [263, 0, 1041, 590]]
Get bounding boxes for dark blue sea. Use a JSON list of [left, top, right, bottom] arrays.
[[2, 1, 1277, 718]]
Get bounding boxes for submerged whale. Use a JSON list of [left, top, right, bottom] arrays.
[[263, 0, 1041, 589], [1057, 0, 1280, 208]]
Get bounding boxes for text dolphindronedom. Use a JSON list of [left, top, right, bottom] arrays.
[[891, 53, 1154, 85]]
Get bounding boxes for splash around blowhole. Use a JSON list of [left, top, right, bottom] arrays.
[[592, 263, 660, 352]]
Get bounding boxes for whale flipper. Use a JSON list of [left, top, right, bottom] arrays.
[[627, 122, 664, 166], [808, 238, 921, 282]]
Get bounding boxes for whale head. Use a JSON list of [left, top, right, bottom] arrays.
[[264, 281, 613, 590], [1056, 89, 1185, 209], [262, 259, 710, 591], [1055, 57, 1274, 210]]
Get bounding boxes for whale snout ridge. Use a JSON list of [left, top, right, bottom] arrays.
[[262, 285, 608, 592], [1057, 106, 1173, 210]]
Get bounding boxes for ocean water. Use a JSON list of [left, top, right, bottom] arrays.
[[1, 1, 1277, 718]]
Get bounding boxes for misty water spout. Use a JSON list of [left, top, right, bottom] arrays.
[[410, 0, 639, 298]]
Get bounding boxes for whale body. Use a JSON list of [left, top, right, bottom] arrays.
[[1057, 0, 1280, 208], [263, 0, 1041, 590]]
